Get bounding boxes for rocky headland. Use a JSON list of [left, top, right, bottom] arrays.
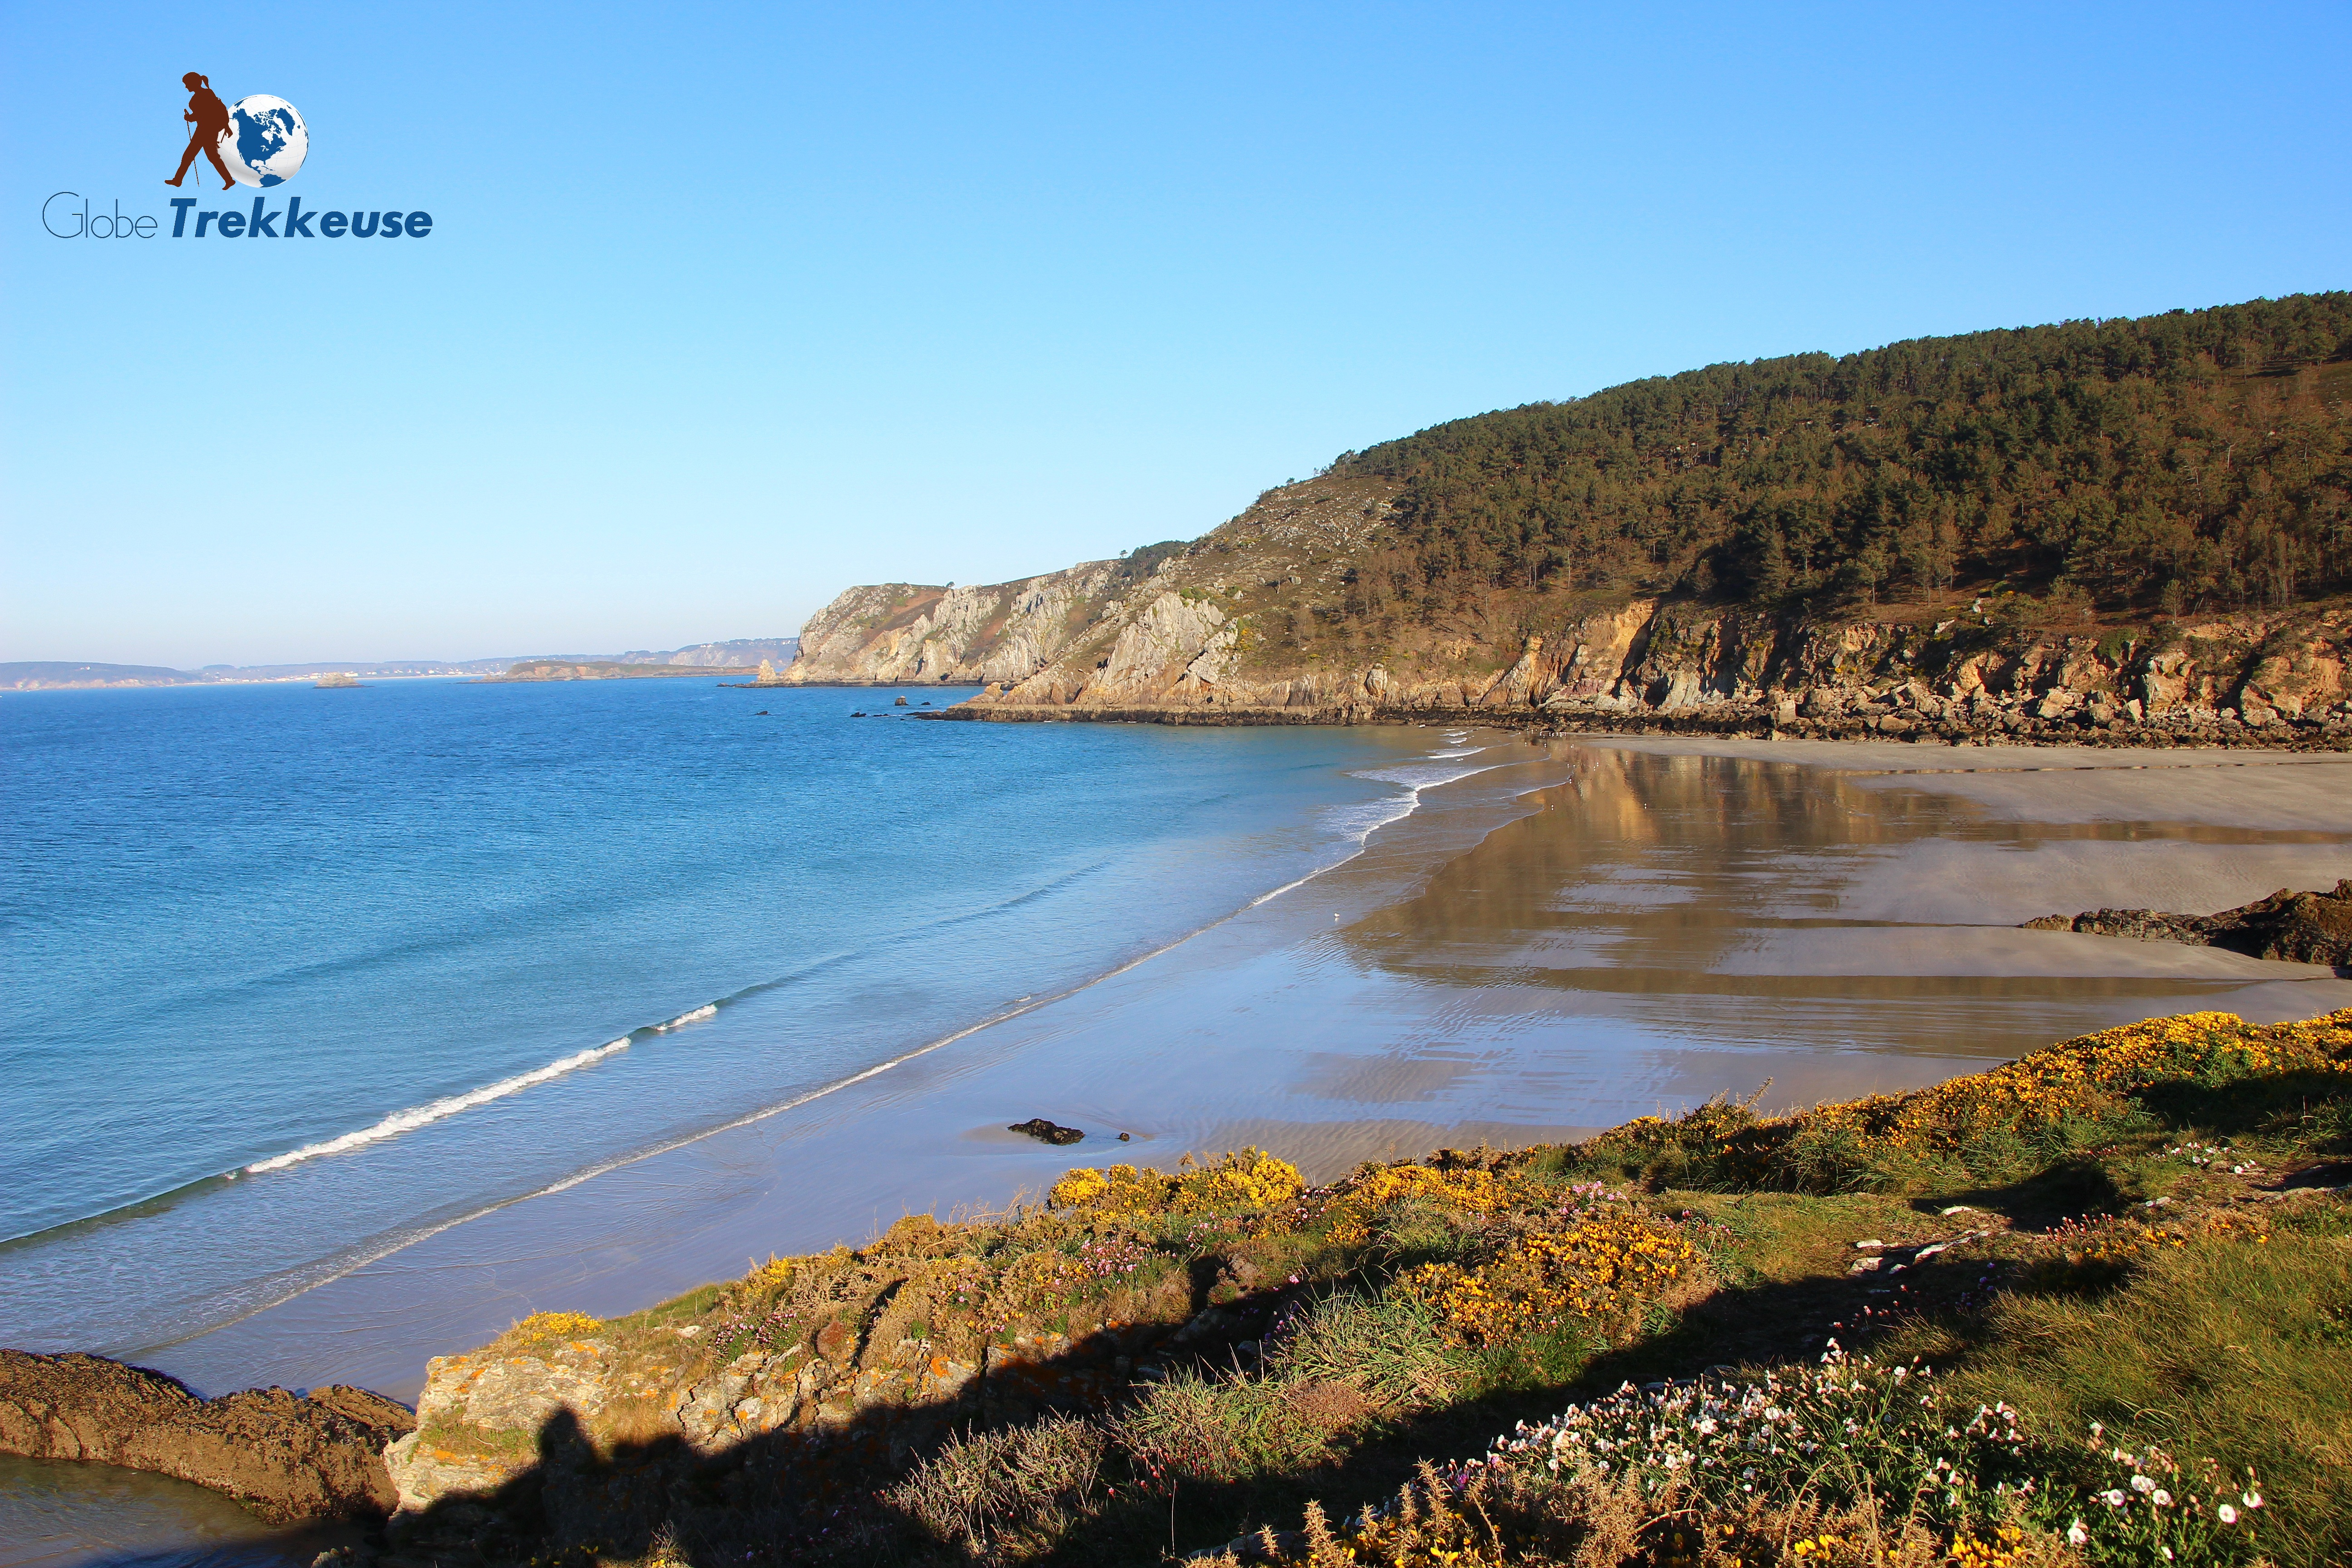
[[770, 295, 2352, 749], [776, 474, 2352, 749], [0, 1348, 413, 1522]]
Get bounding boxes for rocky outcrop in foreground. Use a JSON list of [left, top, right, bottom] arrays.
[[383, 1298, 1234, 1525], [2026, 881, 2352, 970], [0, 1349, 414, 1522]]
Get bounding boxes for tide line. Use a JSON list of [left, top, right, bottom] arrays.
[[242, 1037, 637, 1175]]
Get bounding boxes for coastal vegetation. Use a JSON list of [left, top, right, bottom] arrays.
[[378, 1006, 2352, 1568], [1333, 294, 2352, 623]]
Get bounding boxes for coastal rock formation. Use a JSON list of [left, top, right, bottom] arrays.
[[778, 470, 2352, 747], [378, 1220, 1285, 1529], [2024, 881, 2352, 969], [777, 559, 1143, 686], [0, 1349, 414, 1523], [379, 1313, 1193, 1563]]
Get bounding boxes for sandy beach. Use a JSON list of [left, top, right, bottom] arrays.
[[146, 734, 2352, 1402]]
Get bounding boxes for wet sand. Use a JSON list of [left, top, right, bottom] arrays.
[[148, 735, 2352, 1401]]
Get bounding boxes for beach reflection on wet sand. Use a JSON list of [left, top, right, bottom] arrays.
[[1345, 745, 2351, 1067]]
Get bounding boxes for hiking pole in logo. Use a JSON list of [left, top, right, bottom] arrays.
[[165, 73, 309, 190], [167, 72, 236, 191]]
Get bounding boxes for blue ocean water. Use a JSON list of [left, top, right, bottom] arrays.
[[0, 678, 1439, 1358]]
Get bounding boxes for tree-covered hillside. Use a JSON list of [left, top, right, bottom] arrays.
[[1335, 294, 2352, 623]]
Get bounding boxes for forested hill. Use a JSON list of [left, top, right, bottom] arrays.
[[1333, 293, 2352, 622]]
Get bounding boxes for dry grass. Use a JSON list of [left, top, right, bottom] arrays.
[[885, 1416, 1109, 1558]]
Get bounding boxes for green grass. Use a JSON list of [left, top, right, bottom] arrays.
[[1907, 1205, 2352, 1566]]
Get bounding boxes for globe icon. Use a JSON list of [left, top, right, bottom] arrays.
[[220, 95, 308, 187]]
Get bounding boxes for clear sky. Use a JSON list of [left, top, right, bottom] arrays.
[[3, 2, 2346, 667]]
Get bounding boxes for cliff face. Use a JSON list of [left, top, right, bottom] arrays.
[[781, 473, 2352, 745], [777, 560, 1137, 686]]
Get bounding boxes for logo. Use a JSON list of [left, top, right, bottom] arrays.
[[41, 72, 425, 241], [169, 73, 308, 190]]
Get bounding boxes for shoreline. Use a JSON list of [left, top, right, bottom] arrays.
[[934, 697, 2352, 750], [129, 734, 2352, 1404]]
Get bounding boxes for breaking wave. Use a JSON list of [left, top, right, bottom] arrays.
[[243, 1037, 633, 1175]]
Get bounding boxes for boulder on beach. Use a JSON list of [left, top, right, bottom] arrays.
[[2023, 879, 2352, 970]]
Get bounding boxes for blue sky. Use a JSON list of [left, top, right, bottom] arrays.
[[4, 2, 2347, 667]]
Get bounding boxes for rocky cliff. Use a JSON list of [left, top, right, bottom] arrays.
[[776, 559, 1143, 686], [0, 1350, 414, 1522], [779, 474, 2352, 746]]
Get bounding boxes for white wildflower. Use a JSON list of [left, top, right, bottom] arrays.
[[2218, 1503, 2239, 1524]]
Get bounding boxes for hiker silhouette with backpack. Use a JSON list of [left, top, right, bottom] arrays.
[[167, 72, 237, 190]]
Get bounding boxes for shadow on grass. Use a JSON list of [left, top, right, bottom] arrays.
[[382, 1236, 2085, 1567], [1916, 1156, 2131, 1231], [2136, 1068, 2352, 1145]]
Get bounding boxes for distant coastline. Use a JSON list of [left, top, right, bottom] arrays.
[[2, 637, 798, 692], [723, 677, 986, 689], [479, 661, 756, 683]]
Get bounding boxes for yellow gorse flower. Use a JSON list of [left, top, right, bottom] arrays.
[[1801, 1008, 2352, 1157], [1398, 1210, 1696, 1347], [511, 1310, 601, 1341], [1323, 1164, 1529, 1246], [1048, 1148, 1304, 1216]]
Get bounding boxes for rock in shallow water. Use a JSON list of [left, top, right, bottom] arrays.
[[1007, 1117, 1085, 1145]]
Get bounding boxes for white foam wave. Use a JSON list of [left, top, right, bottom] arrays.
[[242, 1038, 632, 1175], [1350, 761, 1495, 791], [655, 1004, 717, 1030]]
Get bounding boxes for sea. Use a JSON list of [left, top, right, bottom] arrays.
[[0, 677, 1471, 1372]]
